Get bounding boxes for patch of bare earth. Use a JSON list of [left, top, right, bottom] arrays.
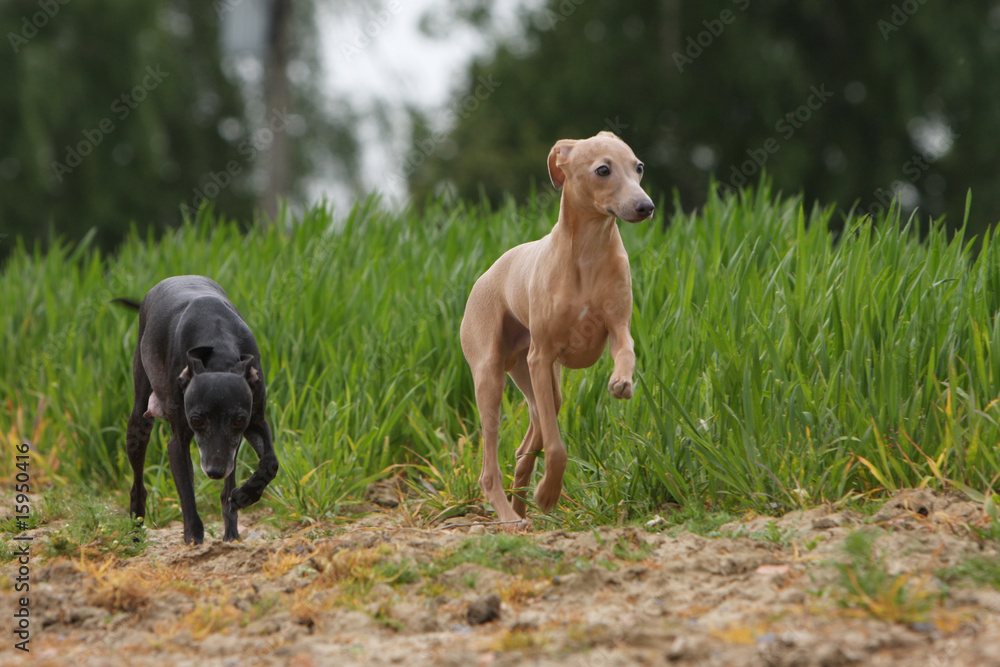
[[4, 489, 1000, 666]]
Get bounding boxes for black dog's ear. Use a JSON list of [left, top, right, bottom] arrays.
[[179, 347, 212, 389], [233, 353, 259, 384]]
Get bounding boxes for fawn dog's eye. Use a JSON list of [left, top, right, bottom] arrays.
[[596, 165, 611, 177], [636, 163, 644, 175]]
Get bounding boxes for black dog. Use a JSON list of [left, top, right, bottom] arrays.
[[119, 275, 278, 544]]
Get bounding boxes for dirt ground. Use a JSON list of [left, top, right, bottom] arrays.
[[4, 488, 1000, 666]]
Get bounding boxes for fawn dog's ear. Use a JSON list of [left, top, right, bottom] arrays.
[[547, 139, 576, 190]]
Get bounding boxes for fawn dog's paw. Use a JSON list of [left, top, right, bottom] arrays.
[[608, 376, 634, 400]]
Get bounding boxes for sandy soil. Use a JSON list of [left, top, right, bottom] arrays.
[[4, 488, 1000, 666]]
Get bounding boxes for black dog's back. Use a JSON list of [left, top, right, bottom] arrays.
[[138, 276, 259, 397]]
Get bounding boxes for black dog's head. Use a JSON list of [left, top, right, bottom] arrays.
[[179, 348, 257, 480]]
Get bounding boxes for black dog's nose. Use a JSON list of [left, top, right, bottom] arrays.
[[205, 466, 226, 480], [635, 200, 655, 218]]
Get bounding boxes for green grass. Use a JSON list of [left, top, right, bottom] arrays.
[[2, 182, 1000, 531], [829, 529, 938, 623], [432, 534, 565, 578], [39, 493, 147, 559], [940, 555, 1000, 590]]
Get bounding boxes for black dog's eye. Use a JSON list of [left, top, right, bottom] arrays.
[[190, 415, 205, 429], [596, 165, 611, 177], [636, 163, 644, 175], [233, 415, 247, 428]]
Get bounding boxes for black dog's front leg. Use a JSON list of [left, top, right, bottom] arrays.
[[221, 466, 239, 542], [167, 424, 204, 545], [230, 417, 278, 510]]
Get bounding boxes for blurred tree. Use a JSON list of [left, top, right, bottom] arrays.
[[0, 1, 251, 254], [410, 0, 1000, 234], [219, 0, 362, 221], [0, 0, 360, 258]]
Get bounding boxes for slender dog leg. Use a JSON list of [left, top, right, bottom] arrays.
[[606, 279, 636, 399], [231, 417, 279, 510], [607, 322, 636, 399], [221, 466, 239, 542], [167, 425, 204, 545], [511, 360, 564, 516], [527, 345, 567, 513], [509, 354, 540, 518], [472, 359, 525, 524], [126, 344, 155, 520]]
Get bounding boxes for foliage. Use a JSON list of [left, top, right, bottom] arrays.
[[0, 0, 360, 258], [414, 1, 1000, 235], [3, 184, 1000, 529], [0, 0, 253, 255]]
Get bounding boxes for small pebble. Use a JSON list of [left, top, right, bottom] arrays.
[[467, 592, 501, 625]]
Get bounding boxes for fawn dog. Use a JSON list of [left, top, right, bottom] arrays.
[[460, 132, 654, 528]]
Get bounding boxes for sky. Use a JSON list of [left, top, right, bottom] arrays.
[[317, 0, 532, 204]]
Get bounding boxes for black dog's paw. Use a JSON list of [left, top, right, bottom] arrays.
[[229, 487, 256, 510]]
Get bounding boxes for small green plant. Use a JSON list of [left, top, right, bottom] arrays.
[[803, 535, 825, 551], [431, 534, 566, 579], [41, 496, 147, 559], [612, 534, 654, 561], [939, 556, 1000, 590], [371, 603, 405, 631], [374, 556, 419, 586], [661, 505, 739, 538], [972, 494, 1000, 543], [753, 520, 793, 547], [830, 529, 936, 623]]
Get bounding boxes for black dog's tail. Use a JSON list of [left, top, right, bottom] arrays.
[[110, 297, 141, 311]]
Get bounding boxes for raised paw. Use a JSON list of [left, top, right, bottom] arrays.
[[608, 376, 634, 400], [229, 487, 255, 510], [534, 479, 563, 514]]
